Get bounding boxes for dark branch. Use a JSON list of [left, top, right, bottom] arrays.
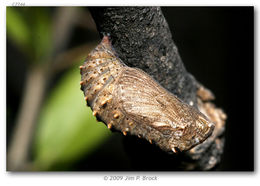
[[89, 7, 198, 105], [89, 7, 226, 171]]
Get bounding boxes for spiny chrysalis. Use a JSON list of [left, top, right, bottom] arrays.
[[80, 36, 215, 153]]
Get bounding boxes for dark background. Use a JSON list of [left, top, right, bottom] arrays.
[[162, 7, 254, 171], [7, 7, 254, 171]]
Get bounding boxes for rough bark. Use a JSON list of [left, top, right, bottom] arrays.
[[89, 7, 226, 171], [89, 7, 198, 106]]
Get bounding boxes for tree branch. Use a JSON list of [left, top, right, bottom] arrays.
[[89, 7, 226, 170], [7, 65, 46, 170], [89, 7, 198, 105]]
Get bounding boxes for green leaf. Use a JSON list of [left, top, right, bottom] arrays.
[[6, 7, 30, 51], [7, 7, 52, 64], [29, 8, 52, 63], [33, 67, 112, 170]]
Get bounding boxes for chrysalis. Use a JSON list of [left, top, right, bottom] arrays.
[[80, 36, 215, 153]]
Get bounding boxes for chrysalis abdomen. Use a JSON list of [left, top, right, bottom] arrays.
[[80, 36, 215, 153]]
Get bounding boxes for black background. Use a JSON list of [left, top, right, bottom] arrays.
[[162, 7, 254, 171], [7, 7, 254, 171]]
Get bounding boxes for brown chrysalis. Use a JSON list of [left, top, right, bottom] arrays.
[[80, 36, 215, 153]]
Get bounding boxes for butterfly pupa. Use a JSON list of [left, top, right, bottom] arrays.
[[80, 36, 215, 153]]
